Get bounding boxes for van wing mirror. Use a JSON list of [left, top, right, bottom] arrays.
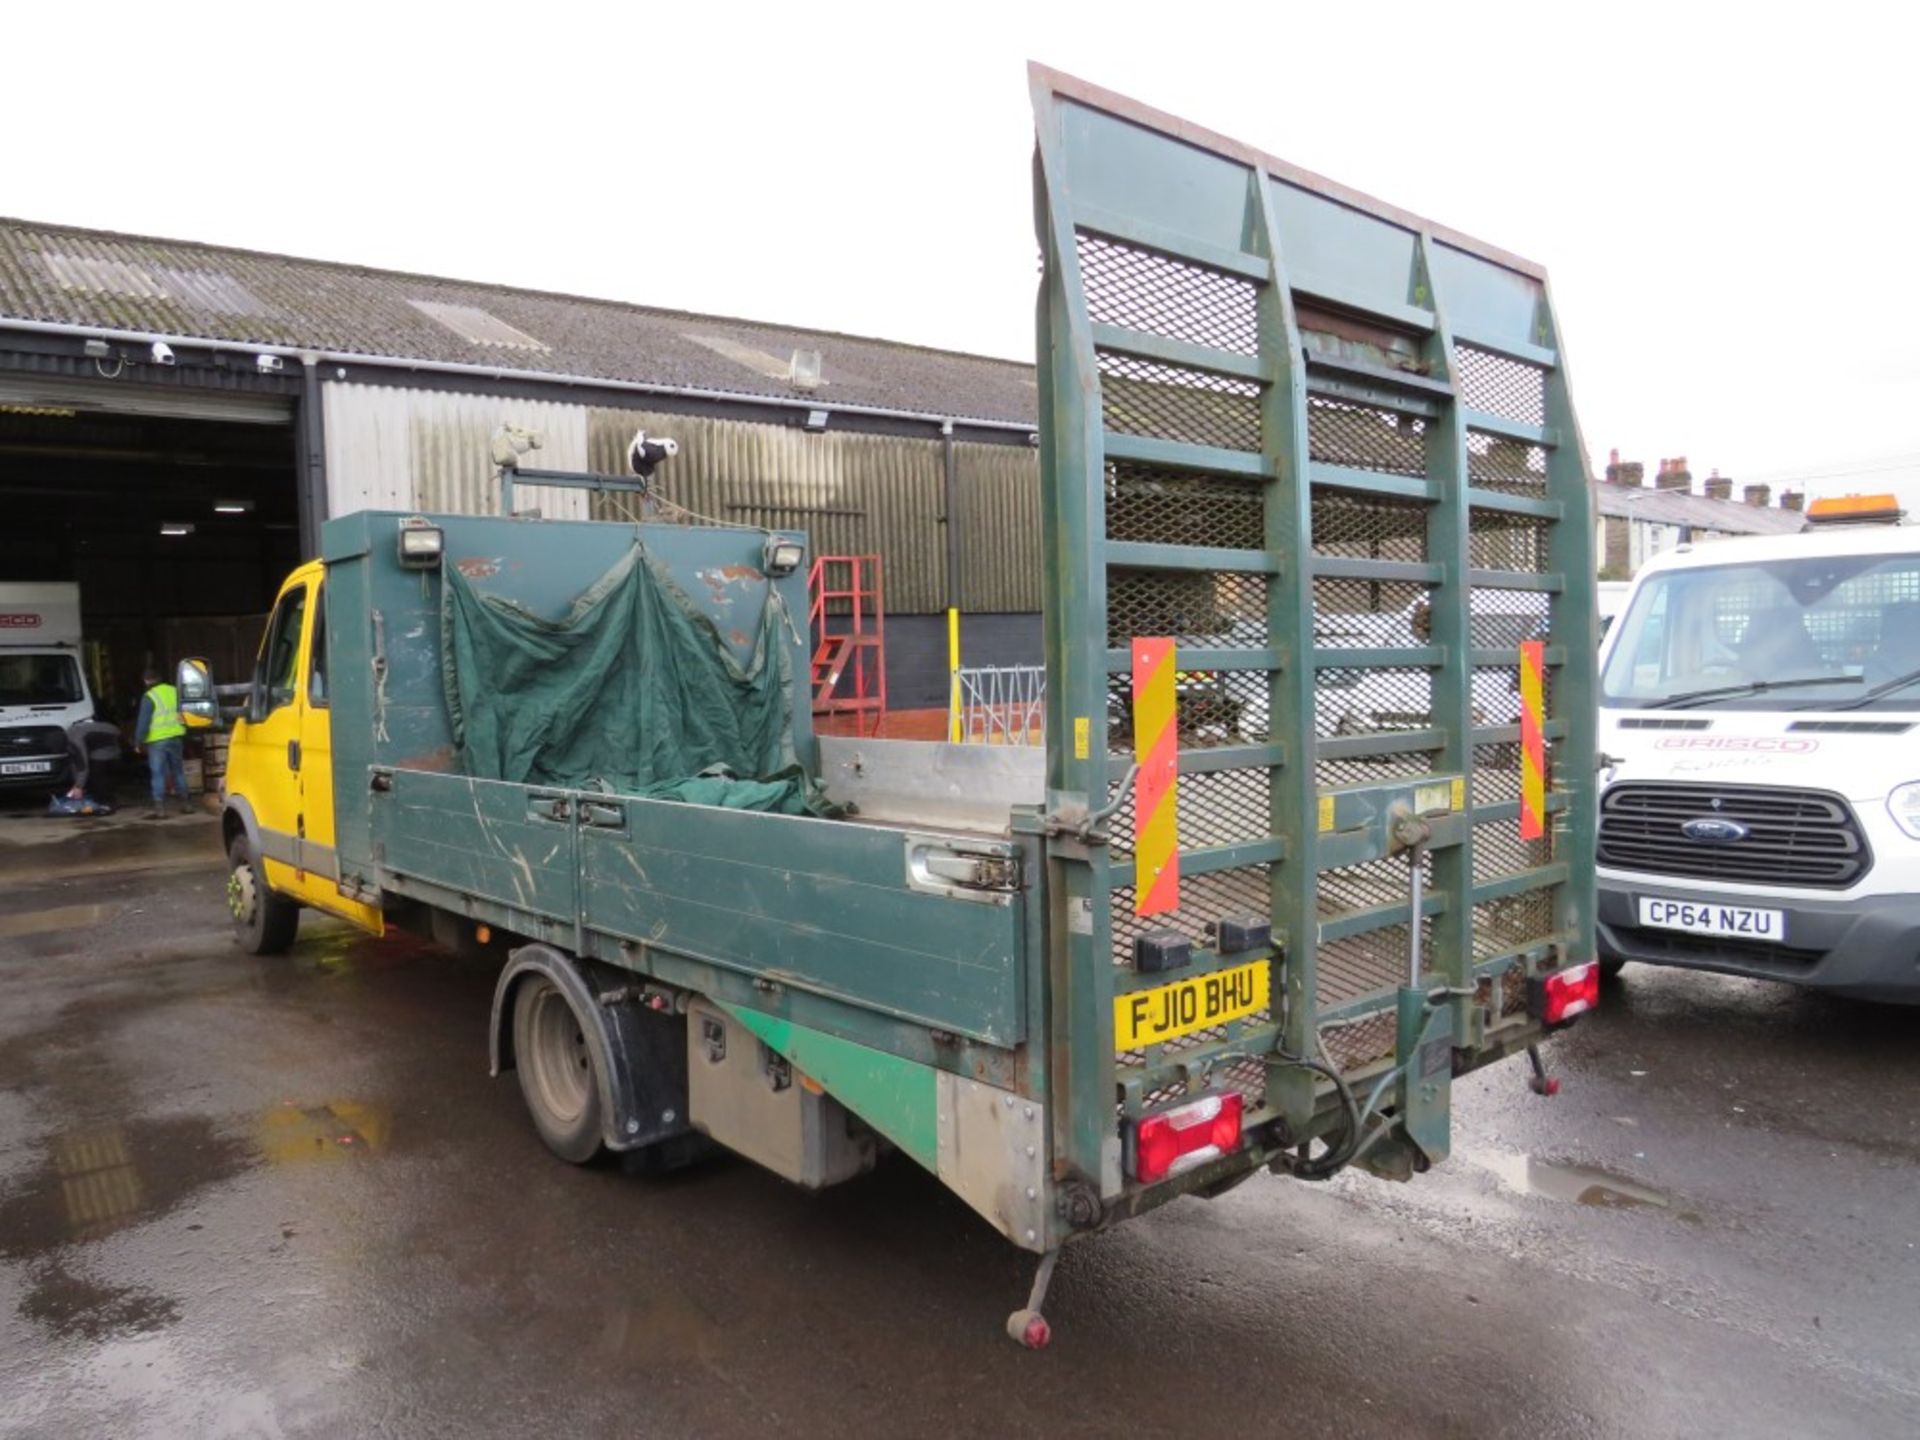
[[177, 656, 220, 730]]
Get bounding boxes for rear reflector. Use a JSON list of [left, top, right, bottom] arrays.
[[1530, 962, 1600, 1026], [1127, 1091, 1243, 1184]]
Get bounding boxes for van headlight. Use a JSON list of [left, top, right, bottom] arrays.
[[1887, 781, 1920, 839]]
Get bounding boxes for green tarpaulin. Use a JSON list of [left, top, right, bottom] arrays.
[[441, 544, 825, 814]]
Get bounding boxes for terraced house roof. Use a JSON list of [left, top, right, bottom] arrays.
[[0, 218, 1039, 426], [1593, 482, 1806, 536]]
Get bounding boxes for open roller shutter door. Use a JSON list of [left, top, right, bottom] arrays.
[[0, 374, 292, 426]]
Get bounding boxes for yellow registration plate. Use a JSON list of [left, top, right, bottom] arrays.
[[1114, 960, 1270, 1051]]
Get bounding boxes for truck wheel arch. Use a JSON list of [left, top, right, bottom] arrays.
[[489, 943, 696, 1157], [222, 795, 263, 858]]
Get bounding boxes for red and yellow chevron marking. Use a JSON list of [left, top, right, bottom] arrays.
[[1519, 638, 1546, 841], [1132, 637, 1180, 915]]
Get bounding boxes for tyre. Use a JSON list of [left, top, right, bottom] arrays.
[[227, 834, 299, 955], [1599, 955, 1627, 979], [512, 976, 606, 1164]]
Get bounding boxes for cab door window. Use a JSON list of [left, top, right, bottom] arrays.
[[307, 587, 328, 708], [254, 586, 309, 719]]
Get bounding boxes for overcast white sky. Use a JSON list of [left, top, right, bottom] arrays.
[[11, 2, 1918, 506]]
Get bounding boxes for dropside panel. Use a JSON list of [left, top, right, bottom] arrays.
[[578, 800, 1027, 1046], [372, 769, 580, 925]]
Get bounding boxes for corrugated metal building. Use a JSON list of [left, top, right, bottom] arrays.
[[0, 218, 1044, 711], [581, 410, 1041, 614]]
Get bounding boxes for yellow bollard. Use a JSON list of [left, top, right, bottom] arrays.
[[947, 607, 962, 743]]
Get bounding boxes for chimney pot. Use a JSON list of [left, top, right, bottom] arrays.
[[1656, 459, 1693, 492], [1656, 457, 1692, 491], [1744, 483, 1772, 508]]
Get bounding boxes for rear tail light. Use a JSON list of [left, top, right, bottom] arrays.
[[1126, 1091, 1243, 1184], [1529, 962, 1600, 1026]]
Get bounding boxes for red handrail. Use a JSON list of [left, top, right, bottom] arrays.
[[807, 555, 886, 737]]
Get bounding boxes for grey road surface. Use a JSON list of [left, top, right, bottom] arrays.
[[0, 814, 1914, 1438]]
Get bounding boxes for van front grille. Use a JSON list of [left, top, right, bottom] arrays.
[[0, 724, 66, 758], [1599, 782, 1869, 890]]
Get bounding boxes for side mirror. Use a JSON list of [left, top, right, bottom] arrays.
[[178, 657, 220, 730]]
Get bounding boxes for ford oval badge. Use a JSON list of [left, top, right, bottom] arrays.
[[1681, 816, 1749, 844]]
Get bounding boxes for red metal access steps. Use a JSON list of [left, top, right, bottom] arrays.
[[808, 555, 885, 737]]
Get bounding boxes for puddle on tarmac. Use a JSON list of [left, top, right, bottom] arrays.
[[19, 1260, 180, 1341], [1479, 1151, 1676, 1211], [597, 1285, 726, 1368], [295, 923, 435, 977], [0, 902, 122, 938], [259, 1100, 392, 1163], [0, 812, 223, 875], [305, 931, 365, 973], [0, 1116, 257, 1262]]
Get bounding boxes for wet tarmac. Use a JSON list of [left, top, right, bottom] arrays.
[[1, 814, 1916, 1438]]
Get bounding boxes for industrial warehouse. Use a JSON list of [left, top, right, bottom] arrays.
[[0, 217, 1045, 722], [0, 217, 1573, 749]]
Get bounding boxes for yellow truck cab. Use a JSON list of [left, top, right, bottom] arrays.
[[209, 561, 382, 950]]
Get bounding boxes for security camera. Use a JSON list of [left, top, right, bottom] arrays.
[[627, 430, 679, 480], [256, 353, 284, 374], [149, 341, 176, 367]]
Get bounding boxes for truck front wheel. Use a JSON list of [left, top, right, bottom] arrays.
[[227, 835, 299, 955], [512, 977, 606, 1164]]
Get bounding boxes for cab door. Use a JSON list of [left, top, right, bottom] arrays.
[[237, 571, 311, 898], [291, 583, 380, 930], [235, 567, 379, 930]]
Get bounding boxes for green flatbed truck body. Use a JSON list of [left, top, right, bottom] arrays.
[[297, 65, 1596, 1256]]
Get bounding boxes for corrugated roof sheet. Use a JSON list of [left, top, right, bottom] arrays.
[[1593, 481, 1806, 536], [0, 217, 1039, 426]]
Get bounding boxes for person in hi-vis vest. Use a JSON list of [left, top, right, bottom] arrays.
[[134, 666, 189, 818]]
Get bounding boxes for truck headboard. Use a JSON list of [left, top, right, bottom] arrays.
[[319, 510, 815, 882]]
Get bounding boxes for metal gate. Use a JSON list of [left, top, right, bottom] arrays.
[[953, 664, 1046, 745], [1030, 66, 1598, 1196]]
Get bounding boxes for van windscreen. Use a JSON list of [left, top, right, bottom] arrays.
[[1602, 551, 1920, 709], [0, 653, 83, 706]]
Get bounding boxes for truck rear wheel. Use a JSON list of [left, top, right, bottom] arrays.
[[227, 834, 299, 955], [512, 976, 606, 1164]]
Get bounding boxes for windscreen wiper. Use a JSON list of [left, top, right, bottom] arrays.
[[1827, 665, 1920, 712], [1648, 674, 1864, 710]]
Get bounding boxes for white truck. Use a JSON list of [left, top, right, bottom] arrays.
[[1594, 501, 1920, 1002], [0, 582, 101, 794]]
